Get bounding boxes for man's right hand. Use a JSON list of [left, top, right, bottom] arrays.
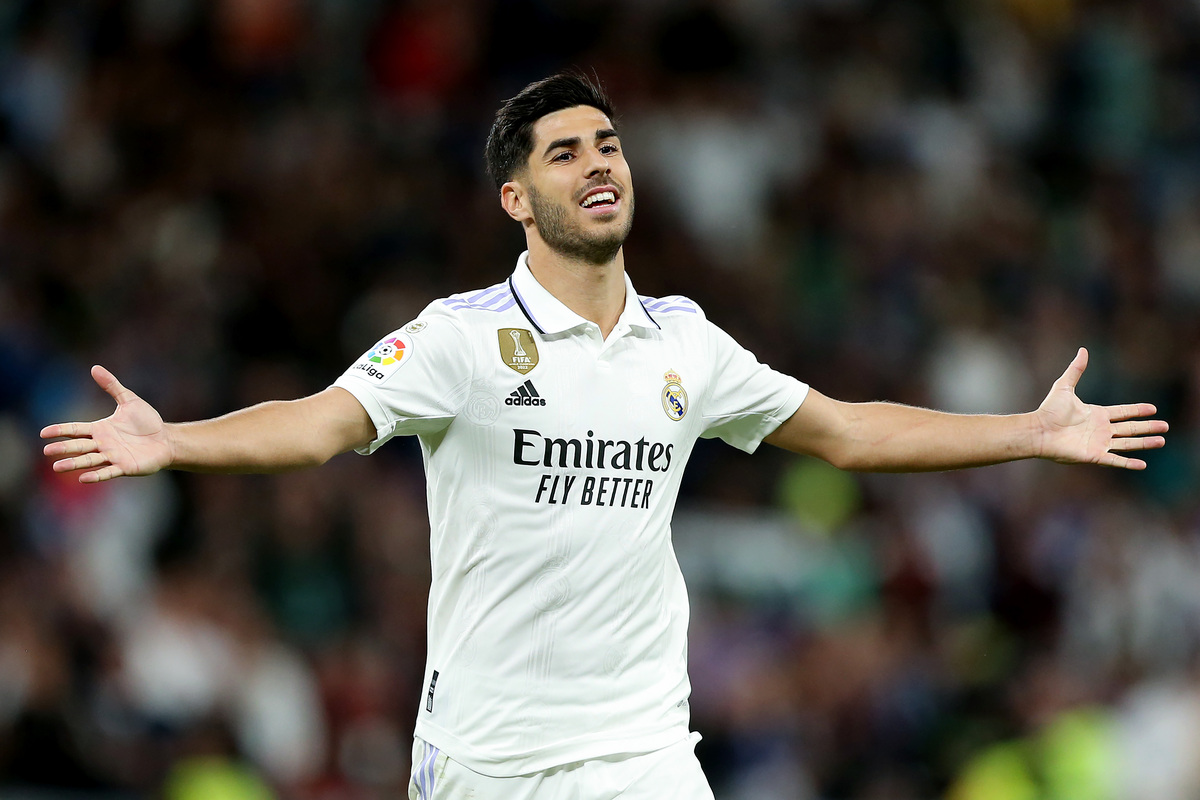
[[41, 365, 173, 483]]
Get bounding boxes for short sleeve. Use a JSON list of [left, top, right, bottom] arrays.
[[332, 315, 473, 454], [699, 321, 809, 453]]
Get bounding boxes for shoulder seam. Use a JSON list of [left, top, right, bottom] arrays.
[[404, 310, 477, 416]]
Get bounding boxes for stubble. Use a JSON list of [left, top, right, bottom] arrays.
[[528, 183, 635, 266]]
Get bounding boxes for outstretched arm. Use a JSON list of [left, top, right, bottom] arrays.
[[41, 365, 376, 483], [764, 348, 1167, 472]]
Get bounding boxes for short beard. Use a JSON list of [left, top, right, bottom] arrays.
[[528, 183, 634, 266]]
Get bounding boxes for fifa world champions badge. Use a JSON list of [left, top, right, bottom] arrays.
[[662, 370, 687, 421], [498, 328, 539, 374], [351, 334, 412, 382]]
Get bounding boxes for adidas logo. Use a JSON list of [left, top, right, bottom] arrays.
[[506, 379, 547, 407]]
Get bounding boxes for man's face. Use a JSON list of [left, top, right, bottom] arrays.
[[517, 105, 634, 264]]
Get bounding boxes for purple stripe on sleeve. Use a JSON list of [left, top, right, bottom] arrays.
[[478, 289, 513, 309], [468, 284, 507, 303], [637, 298, 663, 329], [649, 304, 698, 314], [641, 297, 676, 310], [442, 291, 513, 312]]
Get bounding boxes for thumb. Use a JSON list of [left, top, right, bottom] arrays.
[[1056, 347, 1088, 391], [91, 365, 137, 405]]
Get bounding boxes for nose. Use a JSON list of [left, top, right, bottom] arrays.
[[583, 147, 611, 178]]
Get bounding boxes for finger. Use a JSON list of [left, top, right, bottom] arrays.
[[1097, 451, 1147, 470], [1107, 436, 1167, 452], [1107, 403, 1161, 422], [41, 422, 94, 439], [80, 464, 126, 483], [1057, 347, 1088, 391], [91, 365, 137, 405], [1111, 419, 1169, 437], [44, 439, 100, 458], [52, 452, 110, 473]]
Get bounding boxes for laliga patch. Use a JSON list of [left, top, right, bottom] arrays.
[[350, 333, 413, 382], [498, 328, 539, 374], [662, 369, 687, 421]]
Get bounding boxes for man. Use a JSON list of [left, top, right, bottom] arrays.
[[42, 73, 1166, 799]]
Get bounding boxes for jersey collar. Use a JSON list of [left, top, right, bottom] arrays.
[[508, 251, 661, 336]]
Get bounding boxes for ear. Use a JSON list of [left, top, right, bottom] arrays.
[[500, 180, 533, 223]]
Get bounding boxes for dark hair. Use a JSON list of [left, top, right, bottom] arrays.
[[485, 72, 616, 192]]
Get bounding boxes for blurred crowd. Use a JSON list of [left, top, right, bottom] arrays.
[[2, 0, 1200, 798]]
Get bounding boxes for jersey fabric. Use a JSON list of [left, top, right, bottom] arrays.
[[408, 733, 714, 800], [332, 252, 809, 777]]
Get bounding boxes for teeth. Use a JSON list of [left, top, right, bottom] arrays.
[[581, 191, 616, 208]]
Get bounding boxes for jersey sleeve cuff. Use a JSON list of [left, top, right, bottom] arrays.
[[747, 379, 810, 453], [331, 376, 397, 455], [705, 379, 810, 454]]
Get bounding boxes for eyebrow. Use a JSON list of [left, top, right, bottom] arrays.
[[542, 129, 621, 158]]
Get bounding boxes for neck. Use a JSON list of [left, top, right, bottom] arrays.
[[524, 237, 627, 338]]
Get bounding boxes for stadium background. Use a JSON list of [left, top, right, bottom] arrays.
[[1, 0, 1199, 797]]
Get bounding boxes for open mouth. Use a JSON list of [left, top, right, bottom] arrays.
[[580, 187, 619, 211]]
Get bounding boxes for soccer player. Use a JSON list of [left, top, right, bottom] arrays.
[[42, 73, 1167, 799]]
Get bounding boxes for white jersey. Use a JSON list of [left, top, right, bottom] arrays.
[[333, 253, 808, 776]]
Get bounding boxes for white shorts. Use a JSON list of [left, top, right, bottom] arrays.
[[408, 733, 715, 800]]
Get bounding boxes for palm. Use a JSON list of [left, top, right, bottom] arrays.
[[1035, 348, 1167, 470], [41, 366, 172, 483]]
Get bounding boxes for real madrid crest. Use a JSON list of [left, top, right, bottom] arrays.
[[498, 328, 539, 374], [662, 370, 687, 421]]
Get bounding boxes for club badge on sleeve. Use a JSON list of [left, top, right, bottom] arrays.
[[350, 333, 414, 382]]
